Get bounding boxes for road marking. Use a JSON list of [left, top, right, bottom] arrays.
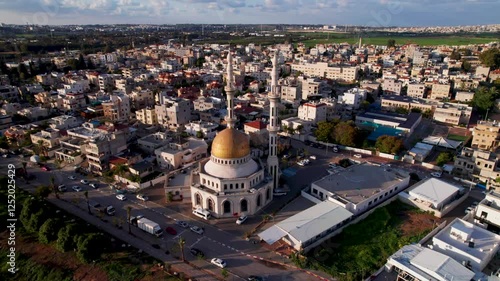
[[173, 229, 188, 240], [188, 237, 204, 248]]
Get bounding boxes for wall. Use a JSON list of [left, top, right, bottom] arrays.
[[418, 220, 447, 245], [378, 152, 396, 160], [301, 189, 323, 204], [114, 173, 167, 190], [398, 191, 469, 218], [421, 162, 442, 171]]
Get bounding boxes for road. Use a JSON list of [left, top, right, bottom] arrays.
[[3, 155, 330, 281]]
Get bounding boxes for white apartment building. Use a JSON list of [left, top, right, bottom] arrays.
[[102, 94, 130, 122], [280, 84, 302, 102], [155, 138, 208, 170], [98, 74, 116, 91], [299, 77, 330, 100], [433, 103, 472, 126], [155, 97, 192, 130], [193, 96, 222, 112], [59, 92, 86, 111], [135, 107, 158, 125], [455, 91, 475, 102], [185, 121, 219, 140], [48, 115, 81, 130], [474, 191, 500, 232], [407, 83, 426, 98], [137, 132, 170, 154], [30, 128, 62, 149], [122, 68, 142, 78], [291, 62, 358, 82], [298, 102, 327, 123], [338, 88, 367, 110], [382, 79, 403, 95]]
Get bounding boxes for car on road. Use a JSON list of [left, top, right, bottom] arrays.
[[353, 154, 362, 158], [465, 207, 474, 214], [431, 171, 442, 178], [89, 183, 98, 189], [248, 276, 265, 281], [211, 258, 227, 268], [58, 185, 67, 192], [80, 179, 89, 185], [41, 166, 50, 171], [176, 221, 189, 228], [283, 154, 290, 159], [68, 175, 77, 180], [236, 215, 248, 225], [116, 194, 127, 201], [2, 154, 9, 158], [165, 226, 177, 235], [297, 160, 305, 166], [190, 248, 204, 258], [72, 186, 82, 192], [309, 155, 316, 160], [136, 194, 149, 201], [190, 225, 204, 235]]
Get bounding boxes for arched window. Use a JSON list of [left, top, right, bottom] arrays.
[[195, 193, 202, 206], [257, 194, 261, 207], [266, 188, 270, 200], [230, 184, 233, 189], [241, 199, 248, 212], [235, 183, 239, 189], [223, 201, 231, 214], [207, 198, 214, 211]]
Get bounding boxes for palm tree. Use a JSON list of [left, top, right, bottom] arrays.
[[126, 206, 132, 234], [84, 191, 91, 214], [50, 176, 59, 199], [37, 140, 47, 157], [178, 237, 186, 262], [114, 164, 128, 177]]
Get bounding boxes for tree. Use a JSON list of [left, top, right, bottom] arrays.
[[27, 209, 49, 233], [57, 224, 79, 252], [178, 237, 186, 262], [114, 164, 128, 177], [196, 130, 204, 139], [221, 268, 229, 279], [395, 107, 409, 114], [20, 198, 39, 229], [461, 60, 472, 72], [35, 185, 52, 198], [375, 135, 404, 155], [126, 206, 132, 234], [77, 54, 87, 70], [339, 158, 352, 168], [479, 48, 500, 69], [77, 233, 105, 263], [50, 176, 59, 199], [315, 121, 335, 143], [39, 219, 61, 244], [387, 39, 396, 48], [84, 191, 91, 215], [472, 86, 499, 114], [449, 50, 461, 60], [333, 122, 358, 147], [436, 152, 453, 166]]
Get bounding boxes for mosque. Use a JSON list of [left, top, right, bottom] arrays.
[[189, 52, 281, 218]]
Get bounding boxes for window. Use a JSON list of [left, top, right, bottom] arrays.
[[257, 194, 261, 207], [223, 201, 231, 214], [207, 198, 214, 211], [241, 199, 248, 212], [195, 193, 202, 206], [230, 184, 233, 189], [266, 188, 270, 200]]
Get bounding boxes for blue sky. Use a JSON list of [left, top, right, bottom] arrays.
[[0, 0, 498, 26]]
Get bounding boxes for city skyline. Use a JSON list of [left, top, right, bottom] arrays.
[[0, 0, 499, 27]]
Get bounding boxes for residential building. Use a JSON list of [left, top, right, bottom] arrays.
[[407, 83, 426, 98], [193, 96, 222, 112], [291, 62, 358, 82], [431, 218, 500, 271], [382, 79, 402, 95], [0, 85, 19, 102], [155, 97, 192, 130], [298, 102, 327, 123], [338, 88, 367, 109], [155, 138, 208, 170], [185, 121, 219, 140], [310, 162, 410, 215], [18, 106, 49, 120], [430, 82, 451, 100], [453, 148, 499, 183], [135, 107, 158, 125], [129, 88, 154, 109], [98, 74, 115, 91], [474, 191, 500, 233], [381, 95, 434, 113], [48, 115, 81, 130], [471, 120, 500, 151], [137, 132, 169, 154], [102, 94, 130, 122], [433, 103, 472, 126], [244, 120, 267, 135], [280, 84, 302, 102], [60, 92, 86, 111], [122, 68, 142, 79], [385, 244, 475, 281], [280, 117, 312, 140], [258, 200, 353, 252], [0, 115, 12, 130], [30, 128, 62, 149]]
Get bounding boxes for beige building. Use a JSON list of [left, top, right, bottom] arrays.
[[155, 97, 192, 130], [102, 94, 130, 122], [381, 95, 433, 112], [135, 107, 158, 125], [30, 128, 62, 149], [455, 91, 475, 102], [472, 120, 500, 151], [433, 103, 472, 126], [59, 92, 86, 111], [137, 132, 170, 154], [185, 121, 219, 140], [129, 88, 154, 109], [291, 62, 358, 82], [430, 82, 451, 100], [382, 79, 402, 95], [280, 84, 302, 102], [454, 148, 499, 188], [407, 83, 426, 98], [155, 138, 208, 170]]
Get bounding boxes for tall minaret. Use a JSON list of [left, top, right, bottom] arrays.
[[225, 52, 237, 129], [267, 52, 280, 192], [358, 37, 362, 49]]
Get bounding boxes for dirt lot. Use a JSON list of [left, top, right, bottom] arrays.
[[399, 211, 440, 237]]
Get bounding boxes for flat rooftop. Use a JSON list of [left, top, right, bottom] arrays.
[[156, 138, 207, 154], [312, 162, 408, 204], [408, 178, 463, 207], [358, 111, 421, 129], [139, 133, 170, 145]]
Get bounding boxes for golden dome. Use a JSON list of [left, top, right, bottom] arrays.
[[211, 128, 250, 159]]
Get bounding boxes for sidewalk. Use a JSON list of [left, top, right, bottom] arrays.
[[22, 183, 221, 281]]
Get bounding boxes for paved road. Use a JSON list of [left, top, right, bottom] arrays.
[[4, 156, 330, 281]]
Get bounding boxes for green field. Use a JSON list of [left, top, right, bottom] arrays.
[[301, 36, 498, 47]]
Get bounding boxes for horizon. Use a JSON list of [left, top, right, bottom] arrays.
[[0, 0, 499, 27]]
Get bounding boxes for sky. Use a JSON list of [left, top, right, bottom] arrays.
[[0, 0, 498, 27]]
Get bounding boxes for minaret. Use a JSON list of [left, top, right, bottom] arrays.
[[225, 52, 237, 129], [267, 52, 280, 192], [358, 37, 362, 49]]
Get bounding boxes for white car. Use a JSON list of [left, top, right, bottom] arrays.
[[236, 215, 248, 225], [431, 171, 442, 178], [89, 183, 98, 189], [353, 154, 362, 158], [309, 155, 316, 160], [190, 225, 204, 235], [80, 179, 89, 185], [116, 194, 127, 201], [211, 258, 227, 268], [297, 161, 305, 166], [68, 175, 77, 180], [136, 194, 149, 201], [72, 186, 82, 192]]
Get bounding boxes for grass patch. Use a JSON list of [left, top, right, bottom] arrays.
[[306, 200, 434, 280], [447, 134, 468, 141]]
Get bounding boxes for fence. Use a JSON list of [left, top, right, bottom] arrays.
[[114, 173, 167, 190]]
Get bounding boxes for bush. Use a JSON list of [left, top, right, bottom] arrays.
[[35, 185, 52, 198], [38, 219, 61, 244], [436, 152, 453, 166], [56, 224, 79, 252], [26, 209, 49, 233], [338, 158, 352, 168], [375, 135, 404, 155], [76, 233, 105, 263], [104, 262, 142, 281]]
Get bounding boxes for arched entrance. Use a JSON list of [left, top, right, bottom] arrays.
[[240, 199, 248, 212], [223, 201, 231, 214], [207, 198, 215, 211], [195, 193, 202, 206]]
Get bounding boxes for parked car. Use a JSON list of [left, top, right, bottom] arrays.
[[248, 276, 265, 281], [116, 194, 127, 201], [431, 171, 442, 178], [72, 186, 82, 192], [190, 226, 204, 235], [41, 166, 50, 171], [328, 163, 337, 168], [176, 221, 189, 228], [68, 175, 77, 180], [165, 226, 177, 235], [353, 154, 362, 158], [89, 183, 98, 189], [309, 155, 316, 160], [297, 161, 305, 166], [190, 248, 204, 258], [236, 215, 248, 225], [211, 258, 227, 268], [58, 185, 67, 192], [136, 194, 149, 201], [80, 179, 89, 185]]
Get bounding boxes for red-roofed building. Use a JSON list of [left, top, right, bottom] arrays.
[[244, 120, 267, 135]]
